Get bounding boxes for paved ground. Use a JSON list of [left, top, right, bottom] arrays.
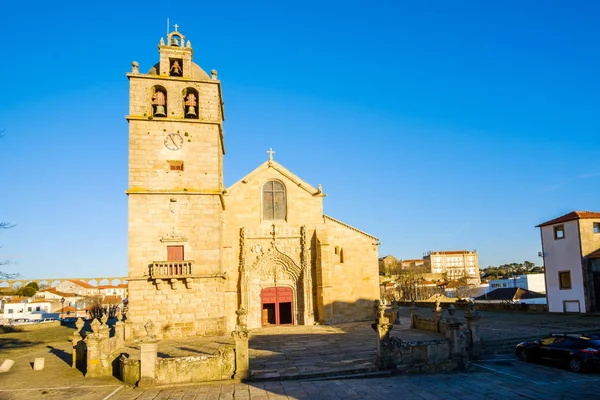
[[2, 358, 600, 399], [2, 308, 600, 399]]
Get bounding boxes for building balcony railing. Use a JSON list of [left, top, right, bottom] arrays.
[[150, 260, 195, 279]]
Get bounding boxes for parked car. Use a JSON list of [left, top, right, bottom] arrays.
[[516, 333, 600, 372], [11, 318, 37, 325]]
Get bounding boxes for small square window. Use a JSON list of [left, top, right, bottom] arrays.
[[559, 271, 572, 290], [168, 161, 184, 171], [554, 225, 565, 240], [594, 223, 600, 234]]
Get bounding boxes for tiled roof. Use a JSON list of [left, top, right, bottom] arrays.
[[68, 280, 97, 289], [57, 306, 77, 312], [402, 259, 424, 263], [102, 295, 123, 304], [97, 284, 128, 289], [474, 287, 546, 301], [536, 211, 600, 227], [588, 248, 600, 259], [42, 289, 79, 298]]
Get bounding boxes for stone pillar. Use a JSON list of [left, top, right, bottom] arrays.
[[432, 300, 443, 333], [409, 301, 416, 328], [114, 312, 125, 351], [71, 318, 85, 368], [139, 320, 159, 387], [392, 302, 400, 325], [124, 321, 133, 341], [444, 305, 469, 370], [371, 304, 394, 369], [84, 333, 103, 378], [98, 315, 110, 355], [231, 308, 250, 380], [465, 308, 482, 360], [85, 318, 111, 378]]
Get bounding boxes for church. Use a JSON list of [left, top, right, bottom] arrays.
[[126, 27, 380, 338]]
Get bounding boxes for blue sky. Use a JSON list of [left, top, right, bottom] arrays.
[[1, 1, 599, 278]]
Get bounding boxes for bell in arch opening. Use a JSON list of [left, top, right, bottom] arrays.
[[184, 88, 199, 119], [152, 86, 167, 117]]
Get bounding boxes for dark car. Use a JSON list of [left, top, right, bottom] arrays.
[[516, 333, 600, 372]]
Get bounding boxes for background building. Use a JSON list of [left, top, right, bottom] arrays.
[[489, 274, 546, 293], [423, 250, 480, 284], [538, 211, 600, 313]]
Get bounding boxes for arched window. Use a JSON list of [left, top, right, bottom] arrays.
[[183, 88, 199, 119], [263, 180, 286, 220], [151, 86, 167, 117]]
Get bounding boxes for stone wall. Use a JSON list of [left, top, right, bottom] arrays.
[[127, 278, 226, 339], [391, 338, 454, 373], [154, 347, 235, 384]]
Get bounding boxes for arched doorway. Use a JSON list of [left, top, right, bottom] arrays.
[[260, 287, 293, 326]]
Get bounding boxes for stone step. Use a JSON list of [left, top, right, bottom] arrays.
[[250, 365, 380, 382]]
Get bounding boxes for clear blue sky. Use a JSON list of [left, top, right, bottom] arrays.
[[1, 1, 599, 278]]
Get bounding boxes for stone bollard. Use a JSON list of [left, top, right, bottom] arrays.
[[71, 318, 86, 368], [465, 306, 482, 360], [0, 359, 15, 373], [114, 312, 125, 351], [138, 320, 159, 387], [33, 357, 45, 371], [231, 308, 250, 380], [371, 303, 394, 369]]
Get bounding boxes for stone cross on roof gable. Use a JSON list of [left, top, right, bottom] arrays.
[[173, 24, 179, 32], [267, 148, 275, 161]]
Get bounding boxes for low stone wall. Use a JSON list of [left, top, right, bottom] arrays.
[[399, 301, 547, 313], [412, 316, 437, 332], [155, 347, 235, 385], [0, 321, 61, 332], [391, 338, 454, 373]]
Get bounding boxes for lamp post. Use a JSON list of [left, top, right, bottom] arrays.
[[60, 297, 65, 320]]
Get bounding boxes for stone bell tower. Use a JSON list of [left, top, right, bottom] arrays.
[[125, 26, 227, 338]]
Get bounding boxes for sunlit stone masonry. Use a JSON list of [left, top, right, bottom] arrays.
[[126, 26, 381, 339]]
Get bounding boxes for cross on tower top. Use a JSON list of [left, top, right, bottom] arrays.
[[267, 148, 275, 161], [173, 24, 179, 32]]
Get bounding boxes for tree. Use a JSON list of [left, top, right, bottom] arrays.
[[88, 296, 120, 320]]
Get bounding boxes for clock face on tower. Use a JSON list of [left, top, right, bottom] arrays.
[[164, 133, 183, 150]]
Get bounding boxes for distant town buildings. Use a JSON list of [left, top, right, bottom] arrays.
[[537, 211, 600, 313], [0, 278, 129, 322]]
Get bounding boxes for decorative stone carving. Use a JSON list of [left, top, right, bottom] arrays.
[[144, 320, 158, 341]]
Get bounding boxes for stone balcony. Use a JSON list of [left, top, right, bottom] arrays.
[[150, 261, 195, 290], [150, 260, 195, 278]]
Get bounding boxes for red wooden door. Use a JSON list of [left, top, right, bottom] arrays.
[[167, 246, 184, 261], [261, 287, 293, 326]]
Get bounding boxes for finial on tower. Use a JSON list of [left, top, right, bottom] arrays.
[[267, 148, 276, 162]]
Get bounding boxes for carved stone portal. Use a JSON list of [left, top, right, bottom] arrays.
[[239, 225, 312, 329]]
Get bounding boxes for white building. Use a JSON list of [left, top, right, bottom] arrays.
[[537, 211, 600, 313], [489, 274, 546, 294], [1, 300, 55, 320], [423, 250, 480, 284]]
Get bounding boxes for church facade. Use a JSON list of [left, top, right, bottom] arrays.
[[126, 27, 380, 338]]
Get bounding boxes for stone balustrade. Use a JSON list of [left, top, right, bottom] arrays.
[[150, 261, 195, 278]]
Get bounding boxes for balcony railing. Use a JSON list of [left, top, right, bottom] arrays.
[[150, 261, 195, 278]]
